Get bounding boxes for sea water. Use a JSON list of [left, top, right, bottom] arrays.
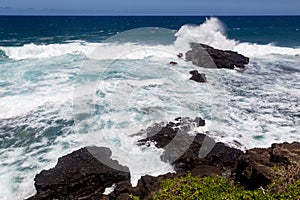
[[0, 16, 299, 199]]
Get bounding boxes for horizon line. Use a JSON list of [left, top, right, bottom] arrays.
[[1, 14, 300, 16]]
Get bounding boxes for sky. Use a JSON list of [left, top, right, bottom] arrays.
[[0, 0, 300, 15]]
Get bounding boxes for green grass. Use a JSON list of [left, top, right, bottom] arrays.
[[154, 174, 300, 200]]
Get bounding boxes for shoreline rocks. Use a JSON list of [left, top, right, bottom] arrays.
[[235, 142, 300, 190], [185, 43, 249, 69], [28, 147, 130, 200], [138, 118, 243, 173], [28, 118, 300, 199]]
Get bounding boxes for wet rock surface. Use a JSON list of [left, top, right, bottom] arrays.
[[138, 117, 243, 173], [185, 43, 249, 69], [189, 70, 207, 83], [28, 118, 300, 199], [28, 147, 130, 200], [169, 61, 178, 65]]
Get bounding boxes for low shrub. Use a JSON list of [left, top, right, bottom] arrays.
[[154, 174, 300, 200]]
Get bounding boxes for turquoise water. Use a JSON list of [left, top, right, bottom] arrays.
[[0, 16, 299, 199]]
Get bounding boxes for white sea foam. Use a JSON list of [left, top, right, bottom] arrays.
[[0, 42, 178, 61], [0, 43, 95, 60], [2, 18, 300, 61], [87, 43, 177, 60], [175, 17, 300, 58]]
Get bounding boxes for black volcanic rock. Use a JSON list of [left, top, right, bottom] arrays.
[[194, 116, 206, 126], [235, 142, 300, 190], [191, 165, 221, 177], [186, 43, 249, 69], [28, 147, 130, 200], [169, 61, 178, 65], [177, 53, 183, 58], [138, 118, 243, 173], [28, 117, 300, 199], [189, 70, 207, 83], [132, 173, 177, 200]]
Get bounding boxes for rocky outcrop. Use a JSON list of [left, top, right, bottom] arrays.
[[108, 173, 179, 200], [138, 117, 243, 173], [28, 147, 130, 200], [235, 142, 300, 190], [28, 117, 300, 199], [189, 70, 207, 83], [185, 43, 249, 69]]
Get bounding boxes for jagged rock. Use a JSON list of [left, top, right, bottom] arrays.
[[134, 173, 176, 200], [189, 70, 207, 83], [116, 193, 130, 200], [28, 116, 299, 199], [185, 43, 249, 69], [194, 117, 205, 126], [138, 117, 199, 148], [138, 118, 243, 173], [108, 181, 133, 200], [107, 172, 180, 200], [28, 147, 130, 200], [191, 165, 221, 177], [235, 142, 300, 190]]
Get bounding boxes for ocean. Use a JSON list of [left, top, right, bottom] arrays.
[[0, 16, 299, 199]]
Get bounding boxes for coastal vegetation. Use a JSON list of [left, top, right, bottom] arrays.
[[154, 174, 300, 200]]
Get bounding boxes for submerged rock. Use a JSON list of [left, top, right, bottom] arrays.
[[185, 43, 249, 69], [177, 53, 183, 58], [28, 147, 130, 200], [169, 61, 178, 65]]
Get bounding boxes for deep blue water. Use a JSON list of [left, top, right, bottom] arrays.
[[0, 16, 300, 47]]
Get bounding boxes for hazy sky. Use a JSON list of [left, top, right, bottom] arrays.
[[0, 0, 300, 15]]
